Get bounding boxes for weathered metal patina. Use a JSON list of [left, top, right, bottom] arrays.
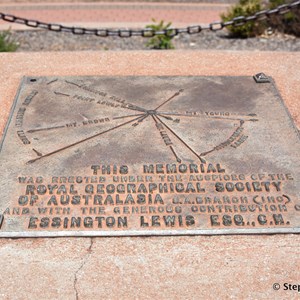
[[0, 75, 299, 237]]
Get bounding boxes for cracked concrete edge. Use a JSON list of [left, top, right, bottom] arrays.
[[74, 238, 94, 300], [0, 238, 90, 300]]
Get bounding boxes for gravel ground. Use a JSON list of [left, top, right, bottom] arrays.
[[10, 29, 300, 51]]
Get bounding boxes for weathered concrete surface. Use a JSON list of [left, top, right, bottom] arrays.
[[0, 51, 299, 299]]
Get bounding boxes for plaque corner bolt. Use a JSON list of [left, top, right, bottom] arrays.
[[253, 73, 270, 83]]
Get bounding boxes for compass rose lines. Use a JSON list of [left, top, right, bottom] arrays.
[[27, 113, 144, 134], [112, 113, 145, 120], [123, 103, 148, 113], [132, 114, 149, 127], [65, 80, 81, 88], [151, 115, 181, 163], [79, 113, 89, 120], [64, 80, 147, 114], [200, 120, 245, 156], [54, 91, 70, 97], [156, 113, 180, 123], [26, 83, 258, 164], [159, 111, 259, 122], [169, 146, 182, 163], [154, 89, 184, 111], [154, 115, 206, 164], [47, 78, 58, 85], [27, 125, 66, 133], [27, 114, 145, 164], [32, 148, 42, 157]]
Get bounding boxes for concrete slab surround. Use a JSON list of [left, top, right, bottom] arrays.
[[0, 51, 299, 299]]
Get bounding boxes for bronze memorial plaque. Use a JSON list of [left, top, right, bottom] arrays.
[[0, 75, 299, 237]]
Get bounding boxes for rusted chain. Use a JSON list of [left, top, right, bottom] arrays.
[[0, 0, 299, 37]]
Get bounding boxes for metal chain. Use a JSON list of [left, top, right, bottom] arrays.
[[0, 0, 299, 37]]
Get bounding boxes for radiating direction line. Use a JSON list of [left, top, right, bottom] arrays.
[[158, 111, 258, 122], [123, 104, 148, 113], [47, 79, 58, 85], [27, 114, 146, 164], [79, 113, 89, 120], [155, 115, 206, 163], [158, 114, 180, 123], [54, 91, 70, 97], [32, 148, 42, 156], [169, 146, 182, 163], [64, 80, 147, 114], [155, 89, 184, 111], [200, 120, 245, 156], [113, 113, 144, 120], [158, 114, 174, 120], [151, 115, 181, 163], [132, 114, 149, 127], [27, 125, 66, 133], [65, 80, 81, 87], [27, 113, 144, 134], [151, 114, 158, 124]]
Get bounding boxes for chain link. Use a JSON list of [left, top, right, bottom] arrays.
[[0, 0, 299, 38]]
